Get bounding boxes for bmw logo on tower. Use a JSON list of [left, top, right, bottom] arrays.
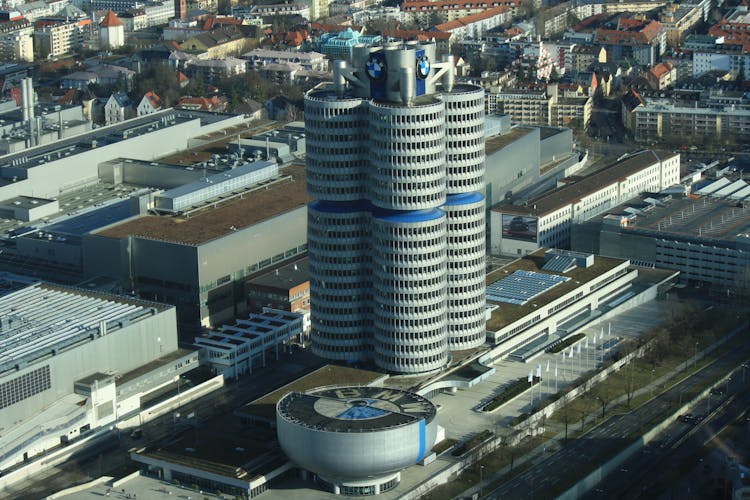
[[416, 55, 430, 79], [366, 54, 386, 80]]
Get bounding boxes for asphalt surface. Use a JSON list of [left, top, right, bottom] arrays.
[[582, 370, 750, 500], [483, 333, 750, 500]]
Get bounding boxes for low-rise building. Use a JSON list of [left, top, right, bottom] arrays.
[[104, 90, 133, 124], [623, 92, 750, 144], [645, 61, 677, 90], [195, 308, 303, 378], [136, 90, 161, 116], [594, 18, 665, 66], [242, 48, 328, 72], [490, 150, 681, 256], [34, 18, 92, 57]]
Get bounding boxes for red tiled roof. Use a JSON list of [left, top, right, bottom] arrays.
[[383, 28, 453, 40], [99, 10, 123, 28], [434, 6, 509, 31], [402, 0, 520, 12], [143, 90, 162, 109], [595, 19, 663, 45], [649, 61, 673, 79]]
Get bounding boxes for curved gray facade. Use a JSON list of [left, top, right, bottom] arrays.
[[307, 42, 487, 374], [276, 386, 437, 483]]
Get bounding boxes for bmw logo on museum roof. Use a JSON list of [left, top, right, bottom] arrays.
[[416, 55, 430, 80], [366, 55, 386, 80]]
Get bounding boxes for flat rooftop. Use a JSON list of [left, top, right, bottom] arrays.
[[485, 126, 535, 155], [0, 109, 236, 171], [94, 164, 309, 245], [136, 413, 284, 479], [603, 194, 750, 242], [0, 281, 169, 375], [237, 364, 386, 421], [248, 257, 309, 289], [485, 250, 626, 330], [494, 150, 678, 216]]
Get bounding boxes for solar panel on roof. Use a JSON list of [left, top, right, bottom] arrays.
[[486, 270, 570, 305]]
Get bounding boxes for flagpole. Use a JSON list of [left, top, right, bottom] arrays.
[[555, 359, 558, 393]]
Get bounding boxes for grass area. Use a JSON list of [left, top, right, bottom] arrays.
[[237, 364, 385, 419], [423, 434, 551, 499], [432, 438, 457, 455], [451, 430, 494, 457], [483, 376, 541, 412], [486, 251, 624, 330]]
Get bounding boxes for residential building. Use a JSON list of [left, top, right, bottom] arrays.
[[432, 7, 512, 42], [117, 9, 148, 32], [490, 150, 681, 256], [99, 10, 124, 49], [181, 26, 253, 59], [488, 84, 592, 129], [242, 48, 328, 72], [309, 0, 330, 20], [645, 61, 677, 90], [306, 42, 487, 374], [104, 90, 133, 124], [0, 20, 33, 62], [659, 3, 703, 47], [623, 92, 750, 143], [692, 43, 750, 80], [185, 57, 246, 83], [594, 18, 666, 66], [250, 2, 310, 19], [400, 0, 522, 26], [708, 6, 750, 48], [34, 18, 92, 57], [60, 64, 135, 90], [136, 90, 162, 115]]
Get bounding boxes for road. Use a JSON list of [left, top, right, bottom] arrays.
[[582, 365, 750, 500], [483, 334, 750, 500]]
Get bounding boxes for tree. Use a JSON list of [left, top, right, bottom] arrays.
[[593, 385, 614, 419]]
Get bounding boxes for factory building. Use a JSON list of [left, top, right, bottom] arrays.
[[0, 274, 196, 473]]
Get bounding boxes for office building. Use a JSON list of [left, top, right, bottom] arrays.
[[306, 42, 486, 374], [490, 150, 680, 256]]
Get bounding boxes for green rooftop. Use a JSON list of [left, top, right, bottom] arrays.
[[486, 250, 626, 331]]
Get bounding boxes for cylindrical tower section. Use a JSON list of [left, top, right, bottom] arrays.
[[305, 91, 367, 202], [444, 193, 486, 350], [371, 209, 448, 374], [367, 100, 446, 211], [443, 84, 485, 194], [308, 201, 372, 362]]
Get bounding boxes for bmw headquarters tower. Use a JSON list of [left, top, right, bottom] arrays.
[[306, 41, 486, 374]]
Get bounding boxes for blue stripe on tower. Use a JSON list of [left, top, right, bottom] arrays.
[[417, 418, 426, 463]]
